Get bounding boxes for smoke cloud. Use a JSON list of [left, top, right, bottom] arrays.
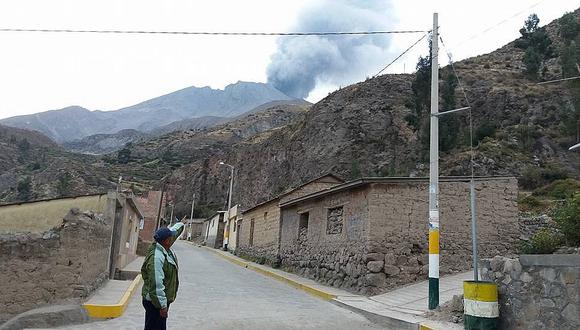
[[267, 0, 396, 99]]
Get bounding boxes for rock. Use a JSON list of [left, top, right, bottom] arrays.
[[450, 295, 464, 313], [384, 253, 395, 265], [502, 274, 512, 285], [490, 256, 505, 272], [365, 253, 384, 262], [521, 272, 533, 283], [365, 273, 386, 287], [384, 265, 400, 276], [396, 255, 408, 265], [367, 261, 384, 273], [540, 298, 555, 308], [562, 303, 580, 324], [540, 268, 556, 282]]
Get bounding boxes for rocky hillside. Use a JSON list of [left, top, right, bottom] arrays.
[[156, 10, 579, 216], [62, 129, 147, 155], [0, 125, 114, 204], [0, 81, 296, 142]]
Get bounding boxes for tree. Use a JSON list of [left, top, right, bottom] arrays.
[[56, 172, 72, 197], [523, 47, 542, 79], [560, 41, 579, 78], [17, 176, 32, 201], [17, 138, 30, 152], [559, 12, 579, 43], [117, 143, 132, 164], [516, 14, 554, 80], [555, 193, 580, 246]]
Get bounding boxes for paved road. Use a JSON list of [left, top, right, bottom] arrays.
[[59, 242, 381, 330]]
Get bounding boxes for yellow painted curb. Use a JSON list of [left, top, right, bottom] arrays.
[[419, 325, 434, 330], [202, 246, 337, 301], [83, 274, 143, 319]]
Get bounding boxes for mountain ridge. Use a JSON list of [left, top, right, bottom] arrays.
[[0, 81, 297, 143]]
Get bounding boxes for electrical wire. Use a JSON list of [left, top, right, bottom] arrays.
[[450, 0, 547, 49], [0, 28, 427, 36], [439, 35, 476, 180], [373, 32, 430, 78]]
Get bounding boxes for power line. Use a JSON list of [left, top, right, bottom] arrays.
[[450, 0, 547, 49], [0, 28, 427, 36], [439, 35, 476, 180], [373, 32, 429, 77]]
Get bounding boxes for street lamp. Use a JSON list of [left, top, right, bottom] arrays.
[[219, 161, 235, 251], [219, 161, 234, 212]]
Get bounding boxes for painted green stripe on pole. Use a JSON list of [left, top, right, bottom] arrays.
[[464, 314, 498, 330], [428, 277, 439, 310]]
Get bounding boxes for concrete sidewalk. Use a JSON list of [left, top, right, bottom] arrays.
[[202, 245, 465, 330]]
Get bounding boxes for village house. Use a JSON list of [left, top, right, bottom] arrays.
[[223, 204, 241, 252], [182, 218, 205, 241], [236, 174, 344, 264], [203, 211, 227, 248], [135, 191, 165, 241], [277, 177, 519, 294], [106, 190, 144, 278], [135, 190, 165, 254]]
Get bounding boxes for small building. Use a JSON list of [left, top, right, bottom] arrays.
[[203, 211, 227, 248], [237, 174, 344, 264], [135, 191, 165, 244], [106, 191, 144, 277], [278, 177, 519, 295], [182, 218, 205, 241], [223, 205, 242, 252]]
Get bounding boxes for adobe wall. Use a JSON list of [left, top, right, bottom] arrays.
[[366, 178, 519, 293], [0, 194, 107, 234], [279, 187, 371, 293], [279, 179, 342, 205], [206, 213, 225, 249], [237, 200, 280, 265], [0, 208, 111, 323]]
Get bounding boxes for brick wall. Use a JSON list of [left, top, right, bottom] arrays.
[[0, 209, 111, 323], [135, 191, 164, 243]]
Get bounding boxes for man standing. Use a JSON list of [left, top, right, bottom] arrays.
[[141, 222, 184, 330]]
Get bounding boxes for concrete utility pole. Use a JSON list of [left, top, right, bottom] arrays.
[[428, 12, 440, 310], [189, 192, 196, 221]]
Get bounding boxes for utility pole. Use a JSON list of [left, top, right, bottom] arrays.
[[428, 12, 440, 310], [189, 192, 196, 221]]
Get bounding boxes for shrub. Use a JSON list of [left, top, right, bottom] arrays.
[[554, 193, 580, 246], [520, 230, 562, 254], [533, 179, 580, 199], [518, 194, 543, 212]]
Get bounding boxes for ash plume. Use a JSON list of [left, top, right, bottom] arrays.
[[267, 0, 396, 99]]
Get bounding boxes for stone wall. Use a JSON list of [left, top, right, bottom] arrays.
[[366, 178, 519, 293], [481, 255, 580, 330], [0, 208, 112, 323], [279, 187, 371, 293], [237, 200, 281, 265]]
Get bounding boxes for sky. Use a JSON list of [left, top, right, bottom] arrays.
[[0, 0, 578, 119]]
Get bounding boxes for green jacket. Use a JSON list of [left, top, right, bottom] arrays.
[[141, 222, 184, 309]]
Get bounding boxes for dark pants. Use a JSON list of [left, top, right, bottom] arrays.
[[143, 299, 167, 330]]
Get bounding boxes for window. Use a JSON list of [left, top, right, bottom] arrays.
[[298, 212, 309, 240], [327, 206, 344, 234], [249, 218, 255, 246]]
